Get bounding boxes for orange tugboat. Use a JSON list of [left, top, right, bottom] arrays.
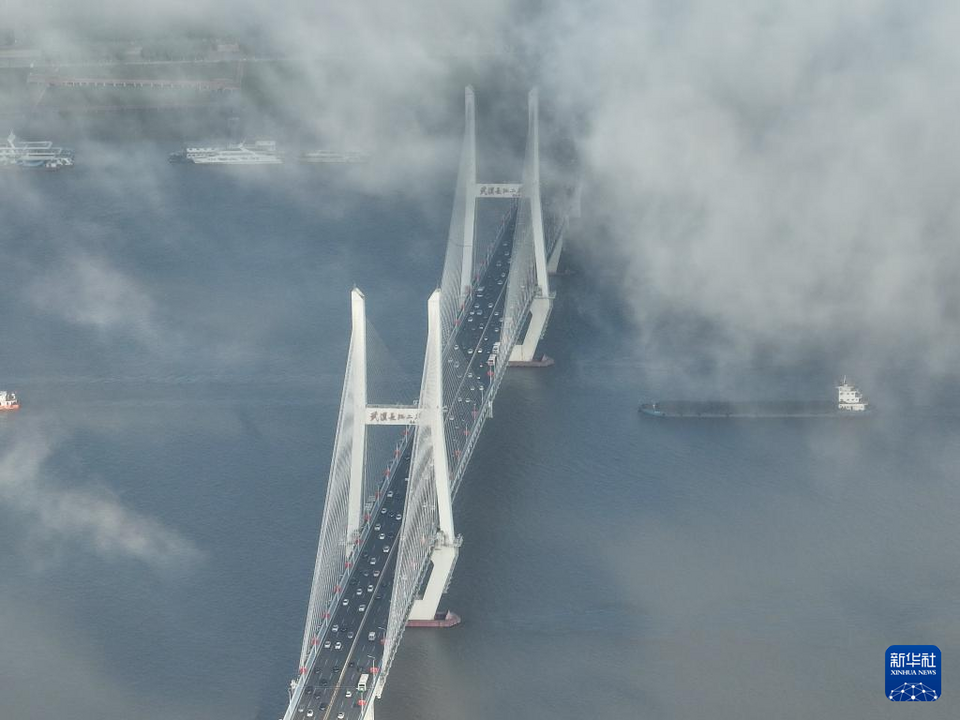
[[0, 391, 20, 411]]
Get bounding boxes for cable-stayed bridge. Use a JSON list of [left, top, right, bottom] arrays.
[[280, 87, 579, 720]]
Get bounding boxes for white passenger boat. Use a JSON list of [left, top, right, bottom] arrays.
[[169, 140, 282, 165], [0, 132, 74, 169]]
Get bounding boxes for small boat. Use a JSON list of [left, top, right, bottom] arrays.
[[0, 390, 20, 411]]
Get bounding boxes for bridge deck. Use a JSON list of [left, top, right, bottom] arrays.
[[294, 447, 410, 720]]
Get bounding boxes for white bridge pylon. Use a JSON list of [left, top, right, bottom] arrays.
[[407, 290, 458, 622], [441, 85, 558, 363], [297, 289, 417, 672]]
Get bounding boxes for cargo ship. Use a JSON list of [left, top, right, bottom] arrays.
[[640, 378, 870, 418], [0, 391, 20, 411]]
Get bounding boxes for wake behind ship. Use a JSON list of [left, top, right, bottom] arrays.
[[640, 378, 870, 418]]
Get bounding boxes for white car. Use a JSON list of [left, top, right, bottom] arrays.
[[334, 641, 342, 650], [323, 640, 331, 649], [358, 604, 366, 612], [345, 690, 353, 698]]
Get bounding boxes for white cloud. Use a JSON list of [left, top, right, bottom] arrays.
[[537, 0, 960, 383], [0, 431, 203, 571], [27, 251, 168, 348]]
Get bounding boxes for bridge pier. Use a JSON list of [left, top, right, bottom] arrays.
[[508, 295, 554, 365], [408, 539, 459, 621]]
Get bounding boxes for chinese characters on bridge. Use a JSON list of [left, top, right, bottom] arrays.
[[477, 184, 521, 198]]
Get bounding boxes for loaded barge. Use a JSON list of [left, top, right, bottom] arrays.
[[640, 378, 870, 418]]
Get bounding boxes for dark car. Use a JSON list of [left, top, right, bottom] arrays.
[[305, 686, 314, 695]]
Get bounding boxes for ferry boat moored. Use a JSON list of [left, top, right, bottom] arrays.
[[0, 390, 20, 411]]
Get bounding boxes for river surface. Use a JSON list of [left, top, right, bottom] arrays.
[[0, 140, 957, 719]]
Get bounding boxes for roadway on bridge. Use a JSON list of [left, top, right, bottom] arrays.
[[294, 448, 409, 720], [290, 207, 518, 720]]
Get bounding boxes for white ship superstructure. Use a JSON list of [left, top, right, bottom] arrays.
[[170, 140, 282, 165], [0, 132, 74, 169], [836, 377, 868, 412], [0, 391, 20, 411]]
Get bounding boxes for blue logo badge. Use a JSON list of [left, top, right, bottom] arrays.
[[886, 645, 941, 701]]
